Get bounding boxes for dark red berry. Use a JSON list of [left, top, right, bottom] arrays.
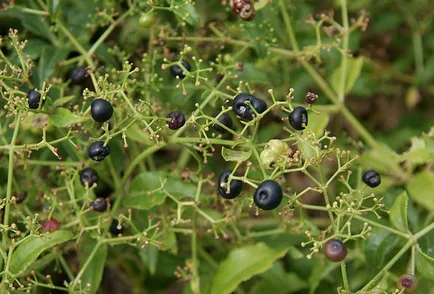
[[41, 219, 60, 232], [170, 61, 191, 79], [27, 89, 43, 109], [12, 192, 26, 204], [217, 169, 243, 199], [216, 73, 224, 84], [88, 141, 110, 162], [167, 111, 185, 130], [362, 170, 381, 188], [91, 99, 113, 122], [253, 180, 282, 210], [288, 106, 308, 130], [232, 93, 267, 121], [70, 66, 87, 84], [213, 112, 233, 133], [305, 92, 318, 104], [110, 219, 124, 236], [90, 197, 108, 212], [323, 239, 347, 262], [79, 168, 98, 187], [398, 274, 418, 292], [232, 0, 256, 21]]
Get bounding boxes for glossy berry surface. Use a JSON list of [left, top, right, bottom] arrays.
[[91, 99, 113, 122], [289, 106, 308, 130], [90, 197, 108, 212], [110, 219, 124, 236], [398, 274, 418, 292], [213, 112, 233, 133], [79, 168, 98, 187], [70, 66, 86, 84], [167, 111, 185, 130], [217, 169, 243, 199], [232, 93, 267, 120], [253, 180, 282, 210], [27, 89, 43, 109], [323, 239, 347, 262], [362, 170, 381, 188], [88, 141, 110, 162], [139, 12, 154, 28], [170, 61, 191, 79], [41, 219, 60, 232]]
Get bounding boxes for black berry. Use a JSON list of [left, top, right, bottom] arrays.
[[217, 169, 243, 199], [362, 170, 381, 188], [253, 180, 282, 210], [213, 112, 233, 133], [27, 89, 43, 109], [170, 61, 191, 79], [288, 106, 308, 130], [70, 66, 86, 84], [12, 192, 26, 204], [167, 111, 185, 130], [79, 168, 98, 187], [110, 219, 124, 236], [323, 239, 347, 262], [91, 99, 113, 122], [232, 93, 267, 120], [90, 197, 108, 212], [398, 274, 418, 292], [88, 141, 110, 162]]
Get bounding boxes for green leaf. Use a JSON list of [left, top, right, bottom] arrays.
[[298, 111, 329, 158], [124, 171, 197, 210], [49, 108, 86, 128], [161, 230, 178, 254], [253, 263, 308, 294], [79, 237, 107, 294], [221, 147, 252, 162], [10, 230, 73, 274], [33, 46, 69, 86], [360, 143, 401, 176], [139, 245, 159, 275], [125, 123, 153, 146], [389, 191, 409, 232], [406, 171, 434, 211], [172, 0, 200, 26], [210, 242, 288, 294], [308, 262, 340, 294], [364, 229, 401, 270], [416, 244, 434, 281], [331, 56, 364, 94]]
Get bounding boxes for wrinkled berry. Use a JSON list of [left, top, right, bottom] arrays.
[[288, 106, 308, 130], [170, 61, 191, 79], [91, 99, 113, 122], [13, 192, 26, 204], [213, 112, 233, 133], [398, 274, 418, 292], [305, 92, 318, 104], [90, 197, 108, 212], [70, 66, 86, 84], [217, 169, 243, 199], [362, 170, 381, 188], [27, 89, 43, 109], [167, 111, 185, 130], [41, 219, 60, 232], [79, 168, 98, 187], [232, 93, 267, 121], [323, 239, 347, 262], [253, 180, 282, 210], [110, 219, 124, 236], [88, 141, 110, 162], [232, 0, 256, 21]]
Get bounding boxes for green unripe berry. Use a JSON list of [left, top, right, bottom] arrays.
[[139, 12, 155, 28]]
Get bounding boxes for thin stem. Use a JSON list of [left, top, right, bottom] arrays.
[[354, 215, 409, 239], [338, 0, 349, 103], [190, 212, 200, 294], [340, 262, 351, 293]]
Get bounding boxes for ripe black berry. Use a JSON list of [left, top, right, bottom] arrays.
[[253, 180, 282, 210], [288, 106, 308, 130], [110, 219, 124, 236], [91, 99, 113, 122], [398, 274, 418, 292], [362, 170, 381, 188], [170, 61, 191, 79], [90, 197, 108, 212], [217, 169, 243, 199], [213, 112, 233, 133], [88, 141, 110, 162], [323, 239, 347, 262], [27, 89, 43, 109], [79, 168, 98, 187], [232, 93, 267, 120], [13, 192, 26, 204], [167, 111, 185, 130], [70, 66, 86, 84]]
